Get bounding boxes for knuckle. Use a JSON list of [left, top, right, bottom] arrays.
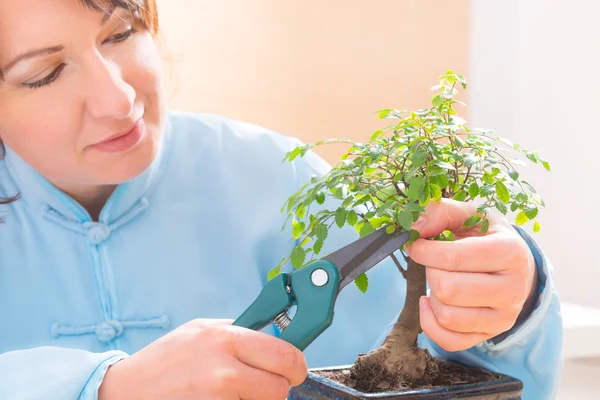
[[505, 237, 531, 270], [435, 304, 455, 330], [435, 279, 454, 304], [213, 367, 238, 393]]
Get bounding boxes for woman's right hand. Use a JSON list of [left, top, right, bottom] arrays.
[[98, 318, 308, 400]]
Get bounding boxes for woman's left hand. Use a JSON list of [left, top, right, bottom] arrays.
[[405, 198, 538, 352]]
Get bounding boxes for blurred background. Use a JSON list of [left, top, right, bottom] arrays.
[[156, 1, 599, 397]]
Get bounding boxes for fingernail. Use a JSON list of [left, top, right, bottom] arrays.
[[419, 296, 428, 311]]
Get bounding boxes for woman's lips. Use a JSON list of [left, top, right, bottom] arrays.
[[90, 118, 145, 153]]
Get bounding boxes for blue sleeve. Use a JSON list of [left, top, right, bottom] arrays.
[[288, 146, 563, 400], [0, 347, 128, 400]]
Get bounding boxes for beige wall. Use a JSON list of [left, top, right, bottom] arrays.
[[156, 0, 470, 164]]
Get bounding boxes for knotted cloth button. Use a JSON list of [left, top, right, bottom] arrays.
[[87, 223, 111, 244], [96, 320, 124, 342]]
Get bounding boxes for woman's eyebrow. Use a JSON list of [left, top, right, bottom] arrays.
[[1, 9, 117, 76], [1, 46, 64, 73]]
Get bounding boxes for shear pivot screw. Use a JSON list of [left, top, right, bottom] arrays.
[[311, 268, 329, 287]]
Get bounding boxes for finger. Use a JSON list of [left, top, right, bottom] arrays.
[[407, 231, 519, 273], [429, 294, 515, 335], [411, 198, 496, 239], [184, 318, 236, 329], [233, 361, 291, 400], [419, 296, 489, 352], [426, 267, 527, 308], [229, 327, 308, 387]]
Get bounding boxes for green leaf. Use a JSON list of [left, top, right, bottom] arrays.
[[369, 217, 388, 229], [495, 199, 508, 215], [291, 246, 306, 269], [296, 204, 307, 219], [524, 207, 538, 219], [468, 183, 480, 199], [355, 273, 368, 293], [477, 204, 490, 214], [359, 221, 375, 237], [428, 166, 447, 177], [495, 182, 510, 204], [386, 225, 396, 234], [315, 223, 328, 242], [420, 182, 431, 206], [432, 94, 444, 107], [370, 129, 384, 141], [334, 187, 344, 199], [480, 218, 490, 233], [268, 266, 281, 280], [463, 216, 482, 228], [437, 174, 449, 188], [453, 190, 467, 201], [398, 210, 414, 230], [407, 176, 427, 201], [430, 183, 442, 202], [286, 147, 302, 162], [292, 220, 305, 240], [411, 149, 428, 167], [483, 172, 495, 184], [335, 208, 347, 228], [313, 239, 324, 254], [433, 160, 456, 170], [343, 194, 358, 207], [316, 192, 326, 205], [542, 161, 551, 171], [516, 211, 529, 226], [406, 229, 421, 245], [378, 109, 393, 119], [508, 170, 519, 180], [480, 184, 494, 197], [533, 221, 541, 233], [346, 210, 358, 226]]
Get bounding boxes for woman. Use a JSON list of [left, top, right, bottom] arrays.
[[0, 1, 562, 399]]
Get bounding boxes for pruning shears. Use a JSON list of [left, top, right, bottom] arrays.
[[232, 227, 411, 351]]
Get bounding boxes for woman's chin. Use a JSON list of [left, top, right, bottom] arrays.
[[92, 140, 160, 185]]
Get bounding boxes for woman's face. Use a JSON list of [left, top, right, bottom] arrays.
[[0, 0, 165, 188]]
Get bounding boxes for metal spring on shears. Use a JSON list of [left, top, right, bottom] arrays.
[[274, 311, 292, 331]]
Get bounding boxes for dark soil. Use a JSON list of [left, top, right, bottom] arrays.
[[314, 358, 500, 394]]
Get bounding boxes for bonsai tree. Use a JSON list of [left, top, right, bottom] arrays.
[[269, 70, 550, 392]]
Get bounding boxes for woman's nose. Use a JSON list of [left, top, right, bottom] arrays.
[[84, 55, 136, 120]]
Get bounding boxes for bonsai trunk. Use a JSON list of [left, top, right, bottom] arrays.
[[349, 257, 435, 391]]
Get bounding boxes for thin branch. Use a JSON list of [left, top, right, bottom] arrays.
[[390, 253, 408, 280]]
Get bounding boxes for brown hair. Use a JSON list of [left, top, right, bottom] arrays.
[[0, 0, 159, 209]]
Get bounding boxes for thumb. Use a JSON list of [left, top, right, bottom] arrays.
[[410, 198, 480, 239]]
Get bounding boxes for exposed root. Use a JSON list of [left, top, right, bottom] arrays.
[[348, 345, 436, 392]]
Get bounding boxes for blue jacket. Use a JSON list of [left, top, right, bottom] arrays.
[[0, 110, 562, 399]]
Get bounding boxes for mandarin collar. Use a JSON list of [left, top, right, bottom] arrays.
[[3, 117, 172, 225]]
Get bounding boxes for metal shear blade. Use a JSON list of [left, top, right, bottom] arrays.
[[324, 227, 411, 292]]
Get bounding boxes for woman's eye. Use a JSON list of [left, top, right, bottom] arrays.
[[104, 27, 137, 44], [22, 63, 66, 89], [21, 25, 136, 90]]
